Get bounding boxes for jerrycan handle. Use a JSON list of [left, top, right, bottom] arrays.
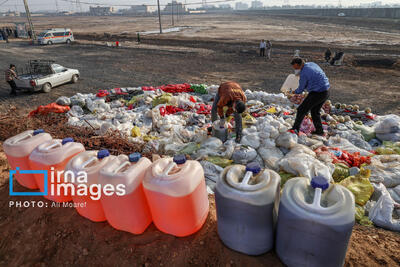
[[11, 129, 44, 144], [311, 176, 330, 209], [113, 153, 142, 174], [81, 149, 110, 169], [159, 155, 186, 178], [42, 141, 62, 151], [240, 162, 261, 189], [42, 138, 73, 152]]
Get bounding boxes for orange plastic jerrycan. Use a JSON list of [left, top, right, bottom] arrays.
[[143, 154, 209, 237], [65, 149, 114, 222], [99, 152, 152, 234], [3, 129, 52, 189], [29, 137, 85, 202]]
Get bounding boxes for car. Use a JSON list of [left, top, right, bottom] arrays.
[[37, 28, 74, 45], [338, 13, 346, 17], [14, 60, 79, 93]]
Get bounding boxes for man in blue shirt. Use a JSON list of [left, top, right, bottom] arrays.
[[290, 58, 330, 135]]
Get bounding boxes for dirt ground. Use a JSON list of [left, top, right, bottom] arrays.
[[0, 140, 399, 267], [0, 13, 400, 266], [0, 13, 399, 114]]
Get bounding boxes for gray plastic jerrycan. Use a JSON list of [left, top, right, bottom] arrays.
[[215, 162, 281, 255], [276, 176, 355, 267], [212, 120, 228, 143]]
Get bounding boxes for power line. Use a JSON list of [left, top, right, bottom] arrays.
[[0, 0, 10, 6]]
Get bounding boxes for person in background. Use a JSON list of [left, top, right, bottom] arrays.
[[324, 48, 332, 62], [330, 51, 344, 66], [5, 64, 19, 96], [211, 81, 247, 142], [266, 40, 272, 59], [1, 29, 9, 43], [259, 39, 266, 57], [290, 58, 330, 135], [137, 32, 141, 44]]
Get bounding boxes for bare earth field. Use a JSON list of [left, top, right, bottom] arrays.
[[0, 13, 399, 267]]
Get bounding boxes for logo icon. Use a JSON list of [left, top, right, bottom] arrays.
[[9, 168, 48, 196]]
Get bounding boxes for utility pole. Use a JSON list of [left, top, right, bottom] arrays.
[[171, 1, 174, 26], [55, 0, 59, 13], [23, 0, 36, 41], [157, 0, 162, 33]]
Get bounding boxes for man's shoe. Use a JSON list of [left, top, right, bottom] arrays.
[[10, 92, 17, 96]]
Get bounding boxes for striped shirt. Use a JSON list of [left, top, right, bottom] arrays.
[[5, 68, 17, 82]]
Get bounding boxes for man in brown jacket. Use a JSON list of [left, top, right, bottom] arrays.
[[5, 64, 18, 95], [211, 81, 247, 142]]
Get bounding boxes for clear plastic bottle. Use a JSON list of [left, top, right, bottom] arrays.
[[3, 129, 52, 189], [276, 176, 355, 267], [99, 153, 152, 234], [29, 137, 85, 202], [215, 163, 281, 255], [143, 155, 209, 237]]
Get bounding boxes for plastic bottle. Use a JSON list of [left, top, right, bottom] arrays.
[[276, 176, 355, 267], [212, 120, 228, 143], [143, 155, 209, 237], [99, 152, 152, 234], [215, 163, 281, 255], [29, 138, 85, 202], [3, 129, 52, 189], [65, 149, 114, 222]]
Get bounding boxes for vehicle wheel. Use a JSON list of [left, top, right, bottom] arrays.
[[71, 74, 78, 83], [42, 83, 52, 93], [66, 39, 71, 44], [47, 41, 53, 45]]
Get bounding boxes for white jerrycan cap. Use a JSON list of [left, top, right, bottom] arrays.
[[80, 149, 110, 169], [112, 152, 142, 174], [157, 154, 187, 180], [310, 175, 330, 209], [226, 162, 269, 191]]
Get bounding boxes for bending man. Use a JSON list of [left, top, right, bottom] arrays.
[[211, 81, 247, 142], [290, 58, 330, 135]]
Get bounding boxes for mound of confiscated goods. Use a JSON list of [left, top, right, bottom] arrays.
[[22, 83, 400, 232]]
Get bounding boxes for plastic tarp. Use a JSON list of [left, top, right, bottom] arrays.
[[276, 132, 298, 149], [232, 146, 258, 165], [29, 103, 71, 117], [365, 155, 400, 188], [277, 145, 333, 180], [353, 122, 376, 141], [327, 136, 373, 156], [368, 183, 400, 232], [375, 115, 400, 142]]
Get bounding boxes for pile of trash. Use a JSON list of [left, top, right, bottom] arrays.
[[50, 83, 400, 232]]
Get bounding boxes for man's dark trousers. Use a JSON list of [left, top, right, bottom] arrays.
[[293, 90, 329, 132], [260, 48, 265, 57], [7, 80, 17, 95]]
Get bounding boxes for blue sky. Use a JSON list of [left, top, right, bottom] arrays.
[[0, 0, 398, 12]]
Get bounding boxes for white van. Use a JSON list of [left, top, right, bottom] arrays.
[[37, 28, 74, 45]]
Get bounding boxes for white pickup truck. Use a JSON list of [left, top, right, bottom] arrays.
[[15, 60, 80, 93]]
